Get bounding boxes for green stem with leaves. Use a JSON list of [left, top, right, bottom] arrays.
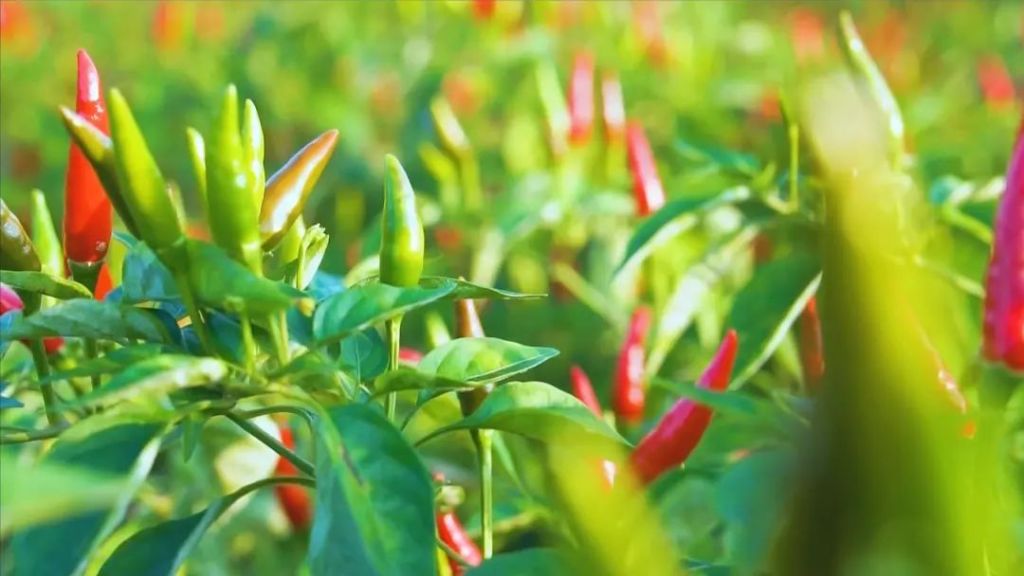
[[173, 269, 215, 353], [472, 428, 494, 559], [223, 411, 314, 476], [385, 316, 403, 421]]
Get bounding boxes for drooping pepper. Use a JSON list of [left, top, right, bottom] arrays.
[[601, 72, 626, 145], [1, 199, 40, 272], [570, 364, 602, 416], [379, 154, 424, 288], [30, 190, 64, 279], [437, 510, 483, 576], [456, 298, 490, 416], [626, 122, 665, 217], [629, 330, 739, 485], [614, 307, 651, 426], [274, 424, 312, 531], [204, 85, 262, 274], [799, 296, 825, 389], [259, 130, 340, 250], [982, 120, 1024, 372], [568, 51, 595, 146], [63, 50, 112, 268]]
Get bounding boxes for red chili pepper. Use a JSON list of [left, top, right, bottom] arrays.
[[977, 55, 1016, 111], [799, 297, 825, 389], [399, 347, 423, 365], [274, 425, 312, 531], [629, 330, 739, 485], [601, 73, 625, 145], [93, 262, 113, 300], [982, 119, 1024, 372], [0, 283, 64, 354], [787, 8, 825, 63], [568, 51, 594, 146], [437, 510, 482, 575], [626, 123, 665, 217], [472, 0, 495, 20], [64, 50, 112, 266], [614, 307, 651, 426], [570, 364, 602, 416]]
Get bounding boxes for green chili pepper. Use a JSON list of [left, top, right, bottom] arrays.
[[430, 97, 471, 158], [185, 126, 206, 204], [29, 190, 64, 278], [108, 89, 184, 261], [0, 199, 41, 272], [379, 154, 424, 287], [259, 130, 339, 250], [59, 106, 141, 237], [242, 99, 265, 208], [205, 85, 262, 274], [276, 215, 307, 265]]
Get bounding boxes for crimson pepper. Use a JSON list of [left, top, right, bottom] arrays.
[[614, 307, 651, 426], [0, 283, 64, 354], [472, 0, 495, 21], [274, 425, 312, 531], [977, 55, 1016, 111], [437, 510, 482, 575], [568, 51, 594, 146], [399, 347, 423, 365], [64, 50, 112, 268], [629, 330, 739, 485], [982, 119, 1024, 372], [601, 73, 625, 145], [799, 297, 825, 389], [570, 364, 602, 416], [626, 122, 665, 217]]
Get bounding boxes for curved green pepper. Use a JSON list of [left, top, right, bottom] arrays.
[[379, 155, 424, 287], [0, 199, 41, 272], [59, 106, 141, 236], [259, 129, 339, 250], [205, 85, 262, 274], [108, 89, 184, 261], [29, 190, 64, 278]]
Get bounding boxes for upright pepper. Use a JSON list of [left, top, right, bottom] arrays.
[[437, 509, 483, 575], [274, 424, 312, 531], [64, 49, 112, 268], [570, 364, 602, 416], [242, 99, 266, 208], [456, 298, 490, 416], [799, 296, 825, 389], [568, 51, 595, 146], [0, 199, 40, 272], [430, 97, 471, 159], [629, 330, 738, 485], [626, 122, 665, 217], [982, 120, 1024, 372], [260, 130, 339, 250], [601, 73, 626, 145], [205, 85, 262, 274], [185, 126, 207, 204], [614, 307, 651, 426], [379, 154, 424, 288], [29, 190, 63, 279]]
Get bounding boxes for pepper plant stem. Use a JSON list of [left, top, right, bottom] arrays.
[[29, 340, 62, 427], [223, 411, 315, 477], [472, 428, 494, 559], [84, 339, 101, 391], [239, 312, 257, 373], [385, 316, 403, 421], [173, 268, 215, 353]]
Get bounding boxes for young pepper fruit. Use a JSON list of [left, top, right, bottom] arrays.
[[570, 364, 602, 417], [437, 509, 483, 575], [629, 330, 739, 485], [274, 424, 312, 531], [626, 122, 665, 217], [568, 51, 595, 147], [30, 190, 64, 279], [64, 49, 112, 268], [379, 155, 424, 288], [0, 199, 41, 272], [982, 119, 1024, 372], [614, 307, 652, 425]]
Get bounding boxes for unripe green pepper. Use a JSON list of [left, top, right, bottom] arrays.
[[0, 199, 41, 272], [259, 130, 339, 250], [242, 99, 265, 208], [185, 126, 206, 204], [108, 88, 184, 257], [205, 85, 262, 274], [379, 154, 424, 287], [29, 190, 64, 278]]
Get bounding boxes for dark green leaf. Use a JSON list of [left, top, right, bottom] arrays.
[[98, 506, 219, 576], [75, 355, 229, 408], [1, 300, 172, 343], [420, 276, 545, 300], [313, 281, 456, 344], [119, 241, 179, 303], [340, 329, 388, 382], [308, 404, 435, 575], [0, 270, 92, 300], [416, 337, 558, 385], [187, 240, 307, 315], [372, 367, 475, 397], [467, 549, 569, 576], [0, 394, 22, 409], [42, 344, 165, 384], [726, 252, 821, 387]]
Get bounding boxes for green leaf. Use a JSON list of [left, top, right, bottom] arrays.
[[615, 186, 753, 279], [372, 367, 475, 397], [0, 270, 92, 300], [650, 376, 763, 417], [419, 276, 545, 300], [308, 404, 435, 575], [75, 355, 229, 408], [0, 394, 23, 409], [467, 549, 569, 576], [98, 499, 220, 576], [419, 381, 627, 446], [42, 344, 165, 384], [120, 240, 180, 303], [339, 329, 388, 383], [11, 422, 165, 576], [313, 280, 456, 344], [417, 337, 558, 385], [1, 300, 172, 343], [726, 252, 821, 387], [188, 240, 307, 315]]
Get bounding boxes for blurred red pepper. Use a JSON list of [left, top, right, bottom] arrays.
[[977, 55, 1016, 111], [568, 51, 594, 146], [152, 0, 186, 52], [437, 510, 482, 575], [799, 297, 825, 390], [570, 364, 602, 416], [274, 425, 312, 531], [787, 8, 825, 63], [629, 330, 738, 485], [472, 0, 495, 21], [64, 50, 112, 267], [626, 123, 665, 217], [0, 283, 64, 354], [399, 347, 423, 365], [982, 117, 1024, 372], [601, 73, 626, 144], [614, 307, 651, 425]]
